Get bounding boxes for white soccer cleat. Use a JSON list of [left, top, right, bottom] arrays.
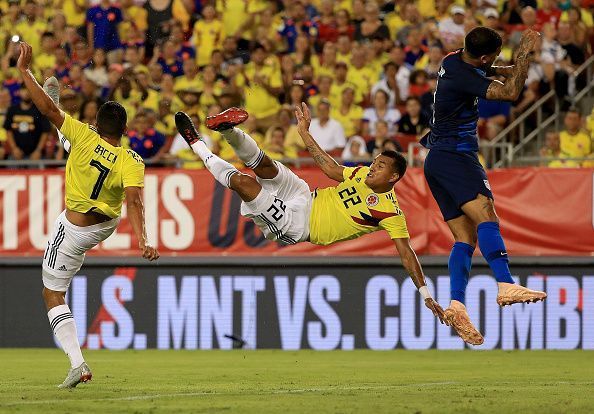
[[58, 362, 92, 389], [43, 76, 60, 105]]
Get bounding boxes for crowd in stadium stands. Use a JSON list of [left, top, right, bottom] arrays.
[[0, 0, 592, 167]]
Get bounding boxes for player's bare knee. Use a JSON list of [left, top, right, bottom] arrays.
[[229, 173, 262, 202], [42, 287, 65, 309], [253, 156, 278, 180]]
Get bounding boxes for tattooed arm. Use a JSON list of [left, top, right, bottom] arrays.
[[487, 65, 515, 78], [486, 30, 539, 101], [295, 102, 345, 182]]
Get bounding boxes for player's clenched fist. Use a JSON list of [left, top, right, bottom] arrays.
[[141, 244, 159, 261], [16, 42, 33, 72]]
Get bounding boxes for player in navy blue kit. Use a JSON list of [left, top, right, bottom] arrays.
[[422, 27, 547, 345]]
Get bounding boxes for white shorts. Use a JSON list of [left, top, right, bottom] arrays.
[[42, 211, 119, 292], [240, 161, 312, 245]]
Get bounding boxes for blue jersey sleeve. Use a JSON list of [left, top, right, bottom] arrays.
[[457, 66, 493, 99]]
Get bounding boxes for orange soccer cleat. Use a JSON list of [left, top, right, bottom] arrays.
[[444, 300, 484, 346], [497, 282, 547, 307]]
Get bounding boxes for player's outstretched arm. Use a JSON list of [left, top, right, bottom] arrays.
[[16, 42, 65, 129], [125, 186, 159, 261], [485, 30, 539, 102], [295, 102, 345, 182], [393, 237, 447, 324]]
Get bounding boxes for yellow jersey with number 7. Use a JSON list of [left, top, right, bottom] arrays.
[[59, 113, 145, 218]]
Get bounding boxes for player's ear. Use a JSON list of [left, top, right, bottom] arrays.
[[390, 172, 399, 184]]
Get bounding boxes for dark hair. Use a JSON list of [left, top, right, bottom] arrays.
[[252, 42, 266, 52], [567, 106, 581, 116], [383, 61, 398, 72], [381, 150, 407, 180], [464, 27, 502, 58], [79, 98, 100, 121], [96, 101, 127, 139], [405, 96, 421, 105]]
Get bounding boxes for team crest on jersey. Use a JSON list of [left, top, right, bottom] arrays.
[[366, 193, 379, 207]]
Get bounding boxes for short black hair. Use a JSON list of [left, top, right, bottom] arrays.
[[567, 106, 581, 116], [464, 27, 502, 58], [380, 150, 407, 181], [96, 101, 127, 139], [405, 96, 421, 105]]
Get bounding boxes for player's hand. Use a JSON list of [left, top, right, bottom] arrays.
[[16, 42, 33, 72], [140, 244, 160, 261], [425, 298, 447, 325], [295, 102, 311, 135]]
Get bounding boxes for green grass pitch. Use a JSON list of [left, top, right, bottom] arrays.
[[0, 350, 592, 413]]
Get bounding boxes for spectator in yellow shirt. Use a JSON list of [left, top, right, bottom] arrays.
[[349, 46, 379, 102], [15, 0, 47, 54], [174, 59, 202, 93], [264, 126, 298, 161], [309, 75, 335, 111], [331, 86, 363, 138], [193, 5, 224, 67], [56, 0, 85, 28], [330, 61, 362, 105], [238, 43, 283, 131], [559, 108, 592, 163], [266, 106, 302, 153], [34, 32, 57, 73], [312, 42, 338, 80], [539, 131, 578, 168]]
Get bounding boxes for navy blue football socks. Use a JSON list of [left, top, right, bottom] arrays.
[[449, 242, 474, 304], [477, 221, 515, 284]]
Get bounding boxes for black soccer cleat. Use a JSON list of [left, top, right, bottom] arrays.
[[205, 107, 249, 131], [175, 111, 202, 146]]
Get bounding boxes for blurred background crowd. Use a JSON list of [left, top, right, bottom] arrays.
[[0, 0, 592, 168]]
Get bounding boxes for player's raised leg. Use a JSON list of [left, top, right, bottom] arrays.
[[174, 111, 262, 202], [205, 107, 279, 179], [461, 194, 547, 306], [444, 215, 483, 345]]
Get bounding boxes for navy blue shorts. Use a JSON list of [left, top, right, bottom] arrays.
[[424, 149, 493, 222]]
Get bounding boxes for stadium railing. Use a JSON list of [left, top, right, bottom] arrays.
[[488, 54, 594, 168]]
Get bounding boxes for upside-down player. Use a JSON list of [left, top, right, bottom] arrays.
[[421, 27, 547, 345], [174, 104, 450, 329], [17, 42, 159, 388]]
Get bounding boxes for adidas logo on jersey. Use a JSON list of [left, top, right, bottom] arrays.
[[356, 178, 361, 183], [57, 265, 68, 271]]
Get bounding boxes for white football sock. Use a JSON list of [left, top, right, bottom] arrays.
[[48, 304, 84, 369], [191, 140, 239, 188], [221, 127, 264, 168]]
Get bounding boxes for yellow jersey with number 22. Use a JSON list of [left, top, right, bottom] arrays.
[[59, 113, 145, 218], [309, 166, 409, 245]]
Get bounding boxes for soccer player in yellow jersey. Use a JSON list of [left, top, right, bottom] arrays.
[[174, 104, 447, 330], [17, 42, 159, 389]]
